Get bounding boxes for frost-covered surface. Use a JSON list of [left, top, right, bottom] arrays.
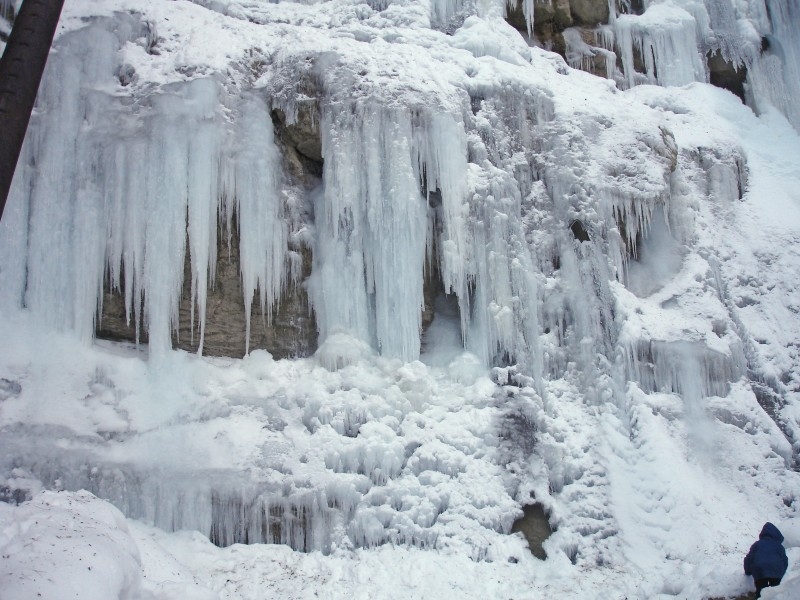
[[1, 0, 800, 598]]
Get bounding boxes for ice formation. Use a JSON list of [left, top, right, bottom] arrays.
[[1, 0, 800, 597]]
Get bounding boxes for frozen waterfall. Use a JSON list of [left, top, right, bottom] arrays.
[[1, 1, 800, 595]]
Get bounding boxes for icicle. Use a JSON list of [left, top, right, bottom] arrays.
[[563, 28, 594, 72], [621, 339, 745, 398], [504, 0, 535, 37], [429, 0, 467, 27], [595, 25, 618, 79], [17, 25, 121, 342], [234, 93, 287, 356], [0, 0, 14, 18], [414, 112, 471, 340], [0, 139, 31, 311]]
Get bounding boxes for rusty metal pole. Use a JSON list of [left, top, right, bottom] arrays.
[[0, 0, 65, 218]]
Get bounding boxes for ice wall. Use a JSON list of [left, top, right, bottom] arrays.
[[0, 2, 773, 408], [615, 4, 708, 88], [746, 0, 800, 130], [2, 0, 786, 374], [612, 0, 800, 130], [0, 9, 547, 368]]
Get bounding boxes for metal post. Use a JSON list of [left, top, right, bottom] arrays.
[[0, 0, 65, 218]]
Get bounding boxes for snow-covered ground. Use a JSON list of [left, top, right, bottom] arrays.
[[1, 0, 800, 598]]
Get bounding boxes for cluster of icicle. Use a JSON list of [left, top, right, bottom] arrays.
[[0, 12, 543, 373], [1, 20, 288, 358]]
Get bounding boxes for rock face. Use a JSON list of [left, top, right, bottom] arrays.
[[99, 226, 317, 359], [505, 0, 612, 73], [506, 0, 571, 54], [569, 0, 609, 25], [98, 86, 453, 360], [707, 51, 747, 102], [175, 226, 318, 359], [271, 107, 323, 184]]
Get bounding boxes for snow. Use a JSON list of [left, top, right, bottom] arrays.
[[0, 0, 799, 598], [0, 490, 143, 600]]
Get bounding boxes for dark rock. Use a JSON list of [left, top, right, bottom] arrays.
[[0, 378, 21, 400], [564, 27, 614, 78], [707, 50, 746, 102], [422, 235, 444, 334], [616, 0, 644, 16], [173, 224, 317, 359], [98, 223, 318, 359], [97, 289, 148, 344], [570, 0, 609, 26], [115, 64, 136, 87], [511, 502, 552, 559], [506, 0, 573, 35], [570, 219, 591, 242], [0, 485, 31, 505], [271, 107, 323, 184]]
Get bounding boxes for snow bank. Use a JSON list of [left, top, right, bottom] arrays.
[[0, 491, 143, 600]]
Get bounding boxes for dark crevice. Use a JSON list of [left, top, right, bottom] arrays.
[[511, 502, 552, 560], [707, 50, 746, 102]]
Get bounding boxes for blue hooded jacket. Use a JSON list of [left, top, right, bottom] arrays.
[[744, 522, 789, 581]]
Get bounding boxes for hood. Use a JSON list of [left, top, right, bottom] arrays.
[[760, 522, 784, 543]]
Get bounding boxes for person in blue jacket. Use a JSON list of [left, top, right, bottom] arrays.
[[744, 522, 789, 598]]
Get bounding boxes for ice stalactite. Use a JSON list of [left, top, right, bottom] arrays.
[[466, 166, 541, 376], [563, 27, 616, 79], [0, 0, 14, 19], [430, 0, 464, 26], [533, 181, 622, 390], [519, 105, 677, 394], [505, 0, 535, 36], [311, 103, 488, 364], [6, 24, 123, 344], [230, 93, 288, 355], [606, 0, 800, 131], [3, 455, 345, 553]]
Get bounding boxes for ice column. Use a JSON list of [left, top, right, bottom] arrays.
[[230, 94, 288, 354], [468, 169, 541, 375], [313, 105, 432, 361], [414, 113, 471, 335], [103, 78, 225, 357], [4, 26, 121, 342]]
